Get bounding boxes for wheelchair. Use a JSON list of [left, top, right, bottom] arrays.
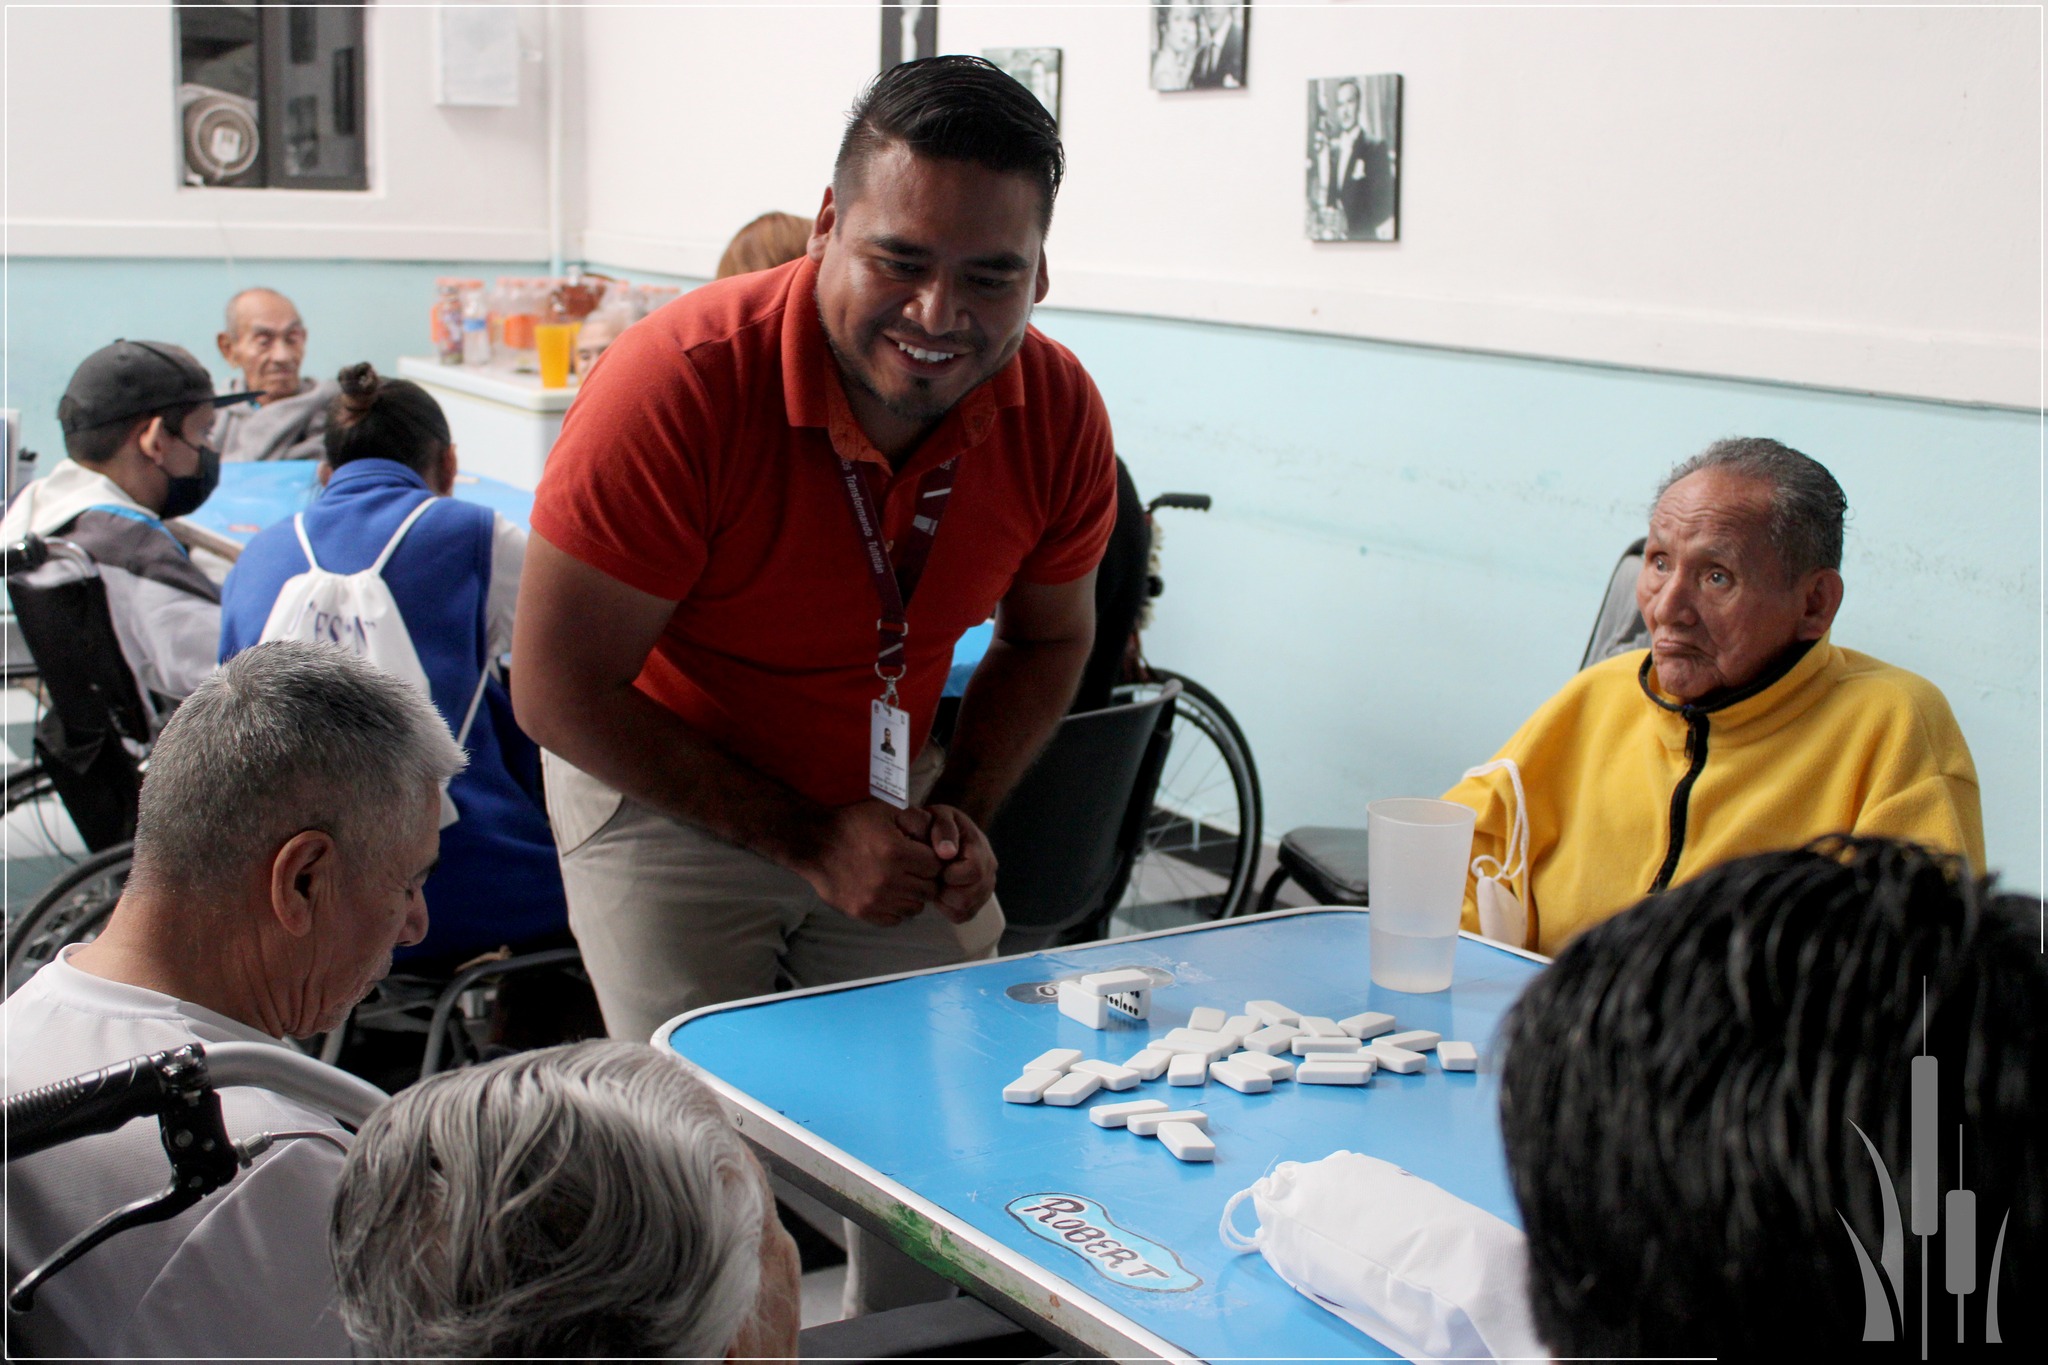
[[3, 532, 153, 993]]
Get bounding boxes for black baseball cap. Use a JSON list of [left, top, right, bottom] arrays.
[[57, 340, 259, 435]]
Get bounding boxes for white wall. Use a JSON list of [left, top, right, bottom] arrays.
[[3, 1, 556, 261], [577, 0, 2041, 408]]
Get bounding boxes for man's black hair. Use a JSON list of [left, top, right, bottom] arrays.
[[834, 55, 1065, 232], [1499, 836, 2046, 1355], [64, 403, 202, 466]]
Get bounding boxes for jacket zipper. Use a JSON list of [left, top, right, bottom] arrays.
[[1650, 709, 1710, 892]]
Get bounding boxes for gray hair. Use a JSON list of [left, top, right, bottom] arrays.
[[1655, 437, 1848, 581], [130, 641, 464, 899], [222, 286, 295, 336], [330, 1041, 767, 1360]]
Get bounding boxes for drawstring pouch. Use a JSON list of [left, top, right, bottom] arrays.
[[1219, 1151, 1545, 1363]]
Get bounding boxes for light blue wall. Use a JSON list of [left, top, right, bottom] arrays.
[[7, 257, 2039, 889], [4, 258, 545, 463]]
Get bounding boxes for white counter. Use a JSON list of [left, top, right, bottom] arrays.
[[396, 356, 576, 490]]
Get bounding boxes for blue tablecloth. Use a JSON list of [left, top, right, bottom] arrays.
[[665, 911, 1546, 1361], [195, 463, 991, 695]]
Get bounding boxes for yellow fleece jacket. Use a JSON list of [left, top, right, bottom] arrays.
[[1444, 637, 1984, 957]]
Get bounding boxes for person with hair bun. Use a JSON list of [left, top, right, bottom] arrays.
[[218, 363, 569, 968]]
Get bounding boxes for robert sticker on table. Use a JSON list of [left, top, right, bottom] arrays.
[[1006, 1194, 1202, 1291]]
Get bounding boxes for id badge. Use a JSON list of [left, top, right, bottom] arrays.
[[869, 698, 911, 808]]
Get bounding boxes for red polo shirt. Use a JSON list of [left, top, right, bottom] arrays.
[[531, 255, 1118, 808]]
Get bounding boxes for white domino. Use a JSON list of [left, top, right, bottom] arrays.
[[1157, 1120, 1216, 1162], [1071, 1059, 1141, 1092], [1024, 1048, 1083, 1074], [1242, 1024, 1302, 1055], [1058, 977, 1149, 1029], [1123, 1048, 1172, 1081], [1220, 1014, 1257, 1043], [1129, 1108, 1210, 1136], [1339, 1011, 1398, 1040], [1369, 1042, 1426, 1074], [1156, 1028, 1238, 1062], [1167, 1053, 1209, 1086], [1298, 1057, 1377, 1085], [1003, 1069, 1063, 1103], [1079, 969, 1152, 996], [1296, 1015, 1347, 1038], [1186, 1006, 1228, 1032], [1228, 1050, 1294, 1082], [1292, 1036, 1364, 1056], [1090, 1098, 1171, 1129], [1209, 1058, 1273, 1094], [1438, 1041, 1478, 1071], [1382, 1030, 1440, 1053], [1245, 999, 1301, 1026], [1042, 1071, 1103, 1105]]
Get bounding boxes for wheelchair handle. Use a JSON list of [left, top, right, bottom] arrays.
[[4, 1046, 202, 1163], [5, 1043, 388, 1165], [1147, 492, 1212, 514], [202, 1042, 387, 1127], [2, 532, 50, 576]]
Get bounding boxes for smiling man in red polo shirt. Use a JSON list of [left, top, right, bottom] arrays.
[[515, 57, 1115, 1062]]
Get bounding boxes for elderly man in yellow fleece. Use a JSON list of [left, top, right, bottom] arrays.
[[1444, 437, 1983, 957]]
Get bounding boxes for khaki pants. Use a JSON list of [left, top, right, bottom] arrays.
[[541, 748, 1005, 1318]]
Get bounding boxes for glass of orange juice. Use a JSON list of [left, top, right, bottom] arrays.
[[535, 322, 579, 389]]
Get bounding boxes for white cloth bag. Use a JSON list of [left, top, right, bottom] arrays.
[[1219, 1150, 1547, 1363]]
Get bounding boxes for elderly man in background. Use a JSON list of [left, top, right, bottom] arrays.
[[1498, 837, 2045, 1354], [3, 640, 462, 1359], [213, 286, 336, 461], [1445, 438, 1983, 956], [331, 1041, 800, 1360]]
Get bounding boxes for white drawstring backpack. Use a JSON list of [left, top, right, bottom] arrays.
[[257, 501, 487, 827]]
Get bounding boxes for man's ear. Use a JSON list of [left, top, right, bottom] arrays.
[[269, 829, 337, 938], [134, 415, 171, 467], [1797, 568, 1845, 640], [215, 330, 235, 364], [808, 187, 836, 262], [1034, 249, 1050, 306]]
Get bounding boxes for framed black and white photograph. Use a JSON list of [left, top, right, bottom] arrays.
[[1150, 3, 1248, 93], [880, 2, 938, 72], [983, 47, 1062, 126], [1306, 74, 1401, 241]]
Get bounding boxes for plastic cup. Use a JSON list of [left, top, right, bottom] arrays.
[[1366, 798, 1476, 993], [535, 322, 578, 389]]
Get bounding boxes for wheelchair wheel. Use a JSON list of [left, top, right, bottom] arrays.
[[3, 758, 54, 813], [5, 841, 131, 997], [1111, 670, 1263, 921]]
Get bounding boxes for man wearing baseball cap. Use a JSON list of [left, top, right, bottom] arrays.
[[0, 340, 252, 708]]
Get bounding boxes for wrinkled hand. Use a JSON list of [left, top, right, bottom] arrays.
[[897, 803, 998, 925], [801, 800, 943, 927]]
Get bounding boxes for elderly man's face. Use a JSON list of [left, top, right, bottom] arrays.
[[293, 790, 438, 1037], [810, 143, 1048, 456], [1636, 468, 1837, 701], [218, 291, 308, 403]]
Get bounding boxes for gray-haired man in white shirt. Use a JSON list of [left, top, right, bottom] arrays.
[[2, 640, 463, 1359]]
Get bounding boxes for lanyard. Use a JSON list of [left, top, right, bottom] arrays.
[[834, 455, 957, 707]]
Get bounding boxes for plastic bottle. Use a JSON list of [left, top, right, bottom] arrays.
[[432, 280, 465, 365], [461, 286, 491, 366]]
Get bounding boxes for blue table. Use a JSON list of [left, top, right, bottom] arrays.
[[190, 463, 993, 695], [660, 909, 1547, 1361]]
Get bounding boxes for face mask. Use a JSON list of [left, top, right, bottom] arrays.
[[1460, 758, 1530, 949], [159, 441, 221, 520], [1220, 1151, 1545, 1363]]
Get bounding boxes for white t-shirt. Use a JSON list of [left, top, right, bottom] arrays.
[[2, 947, 353, 1359]]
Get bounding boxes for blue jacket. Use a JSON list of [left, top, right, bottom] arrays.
[[219, 459, 566, 962]]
